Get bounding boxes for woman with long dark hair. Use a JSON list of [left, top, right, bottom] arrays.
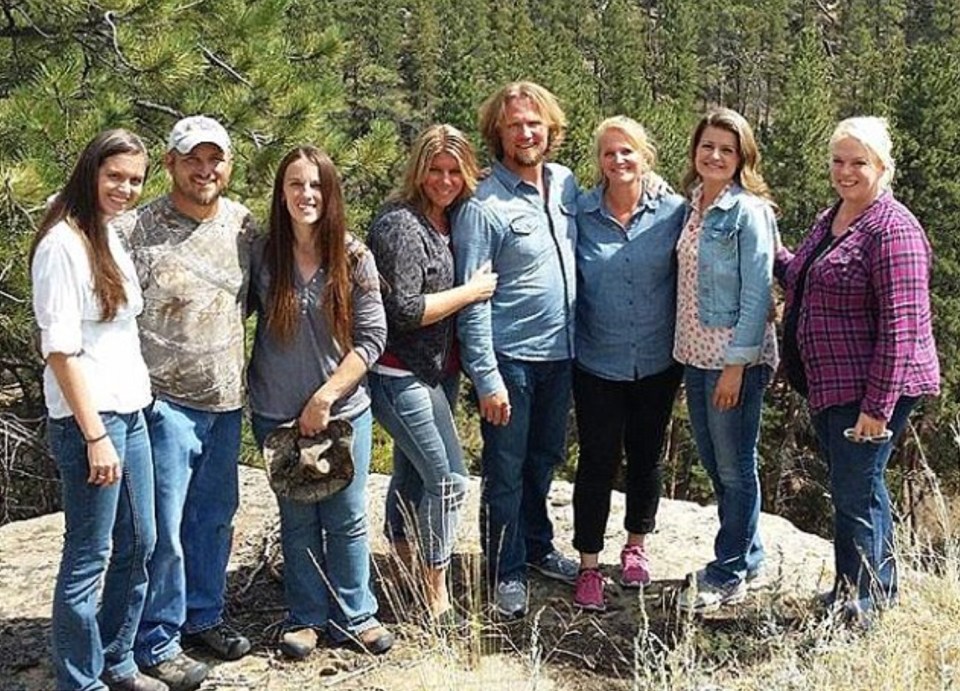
[[30, 129, 160, 690], [247, 146, 390, 659]]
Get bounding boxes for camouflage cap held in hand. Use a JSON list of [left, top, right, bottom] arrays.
[[262, 419, 354, 503]]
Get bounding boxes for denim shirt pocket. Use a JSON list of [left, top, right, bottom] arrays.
[[557, 197, 578, 246], [507, 215, 552, 264], [509, 217, 538, 236], [699, 219, 741, 325]]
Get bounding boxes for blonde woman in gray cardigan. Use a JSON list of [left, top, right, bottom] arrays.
[[368, 124, 496, 627]]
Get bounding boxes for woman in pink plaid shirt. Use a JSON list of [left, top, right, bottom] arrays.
[[775, 116, 940, 625]]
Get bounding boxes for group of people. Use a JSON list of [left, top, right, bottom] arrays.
[[30, 78, 939, 690]]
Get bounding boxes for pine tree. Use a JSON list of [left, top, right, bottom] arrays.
[[896, 39, 960, 464], [764, 23, 835, 240], [833, 0, 907, 119]]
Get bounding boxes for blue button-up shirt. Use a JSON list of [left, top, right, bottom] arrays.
[[452, 161, 578, 397], [575, 184, 686, 381]]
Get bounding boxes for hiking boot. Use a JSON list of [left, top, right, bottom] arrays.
[[142, 653, 209, 691], [342, 625, 394, 655], [494, 579, 527, 619], [184, 623, 252, 661], [279, 627, 318, 660], [105, 672, 169, 691], [677, 569, 747, 613], [619, 544, 652, 588], [527, 550, 578, 584], [573, 568, 606, 612]]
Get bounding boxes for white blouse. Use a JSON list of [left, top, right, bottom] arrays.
[[31, 220, 152, 419]]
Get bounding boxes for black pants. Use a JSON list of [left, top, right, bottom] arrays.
[[572, 363, 683, 554]]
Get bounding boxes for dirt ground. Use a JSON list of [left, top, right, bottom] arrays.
[[0, 467, 832, 690]]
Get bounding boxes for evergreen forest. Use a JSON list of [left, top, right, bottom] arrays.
[[1, 0, 959, 531]]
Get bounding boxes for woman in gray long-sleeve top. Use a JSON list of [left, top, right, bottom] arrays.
[[246, 146, 392, 659], [368, 125, 496, 628]]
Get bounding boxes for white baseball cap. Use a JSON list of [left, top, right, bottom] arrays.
[[167, 115, 232, 154]]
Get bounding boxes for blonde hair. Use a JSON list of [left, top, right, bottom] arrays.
[[829, 116, 895, 190], [390, 124, 479, 213], [593, 116, 657, 185], [478, 81, 567, 161], [681, 107, 776, 207]]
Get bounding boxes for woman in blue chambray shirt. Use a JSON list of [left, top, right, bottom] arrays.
[[674, 108, 779, 613], [571, 117, 686, 612]]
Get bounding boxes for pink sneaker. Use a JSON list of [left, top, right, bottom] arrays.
[[573, 568, 606, 612], [620, 544, 651, 587]]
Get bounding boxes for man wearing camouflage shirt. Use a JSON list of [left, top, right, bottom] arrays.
[[116, 116, 255, 691]]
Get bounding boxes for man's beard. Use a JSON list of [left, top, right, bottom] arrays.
[[513, 147, 545, 168]]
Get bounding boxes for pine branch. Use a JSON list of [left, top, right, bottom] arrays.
[[103, 11, 141, 73], [133, 99, 184, 119], [2, 177, 39, 234], [199, 44, 252, 87], [0, 4, 52, 38]]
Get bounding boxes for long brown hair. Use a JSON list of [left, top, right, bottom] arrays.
[[265, 146, 354, 350], [29, 128, 148, 321], [680, 108, 776, 208]]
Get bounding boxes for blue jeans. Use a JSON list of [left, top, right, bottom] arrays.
[[684, 365, 769, 586], [812, 396, 918, 612], [252, 409, 382, 641], [48, 411, 156, 690], [480, 357, 572, 583], [371, 371, 467, 568], [136, 401, 241, 667]]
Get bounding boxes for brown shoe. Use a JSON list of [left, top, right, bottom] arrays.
[[279, 627, 318, 660], [105, 672, 170, 691], [141, 653, 209, 691], [353, 625, 394, 655]]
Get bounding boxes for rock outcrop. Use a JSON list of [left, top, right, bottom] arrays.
[[0, 466, 832, 690]]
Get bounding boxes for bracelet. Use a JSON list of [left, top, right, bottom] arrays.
[[85, 432, 109, 445]]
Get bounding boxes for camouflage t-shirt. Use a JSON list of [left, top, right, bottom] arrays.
[[114, 195, 256, 411]]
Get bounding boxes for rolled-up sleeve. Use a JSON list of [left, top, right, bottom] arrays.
[[452, 200, 503, 397], [369, 212, 426, 332], [350, 249, 387, 367], [31, 235, 85, 358]]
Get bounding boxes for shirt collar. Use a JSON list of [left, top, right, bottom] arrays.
[[582, 178, 661, 216], [491, 160, 552, 195], [692, 181, 739, 213]]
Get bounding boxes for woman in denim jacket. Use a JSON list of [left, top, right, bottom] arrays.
[[673, 108, 779, 612]]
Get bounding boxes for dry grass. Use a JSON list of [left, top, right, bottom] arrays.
[[370, 473, 960, 691]]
